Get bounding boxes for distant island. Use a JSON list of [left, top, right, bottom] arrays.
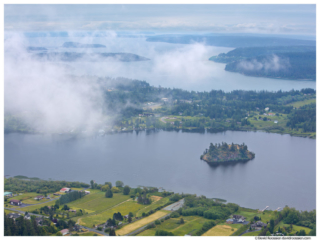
[[200, 142, 255, 165], [27, 47, 47, 51], [209, 46, 316, 80], [146, 34, 315, 48], [33, 52, 150, 62], [62, 42, 106, 48]]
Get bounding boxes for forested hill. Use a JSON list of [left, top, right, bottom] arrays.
[[146, 35, 316, 48], [209, 46, 316, 63], [224, 51, 316, 80]]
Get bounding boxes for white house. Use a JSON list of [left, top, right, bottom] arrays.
[[265, 107, 269, 111], [60, 188, 71, 193]]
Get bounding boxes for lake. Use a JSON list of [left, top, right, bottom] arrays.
[[23, 36, 316, 92], [4, 130, 316, 211]]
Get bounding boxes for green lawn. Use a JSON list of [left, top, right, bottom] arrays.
[[68, 192, 130, 213], [135, 197, 170, 217], [78, 200, 146, 227], [5, 192, 58, 205], [286, 98, 316, 108], [233, 208, 259, 220], [275, 221, 311, 234], [242, 231, 261, 236], [19, 200, 58, 212]]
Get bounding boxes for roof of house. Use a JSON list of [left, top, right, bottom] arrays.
[[4, 192, 12, 195], [10, 199, 21, 203], [35, 195, 44, 198], [8, 213, 21, 218], [226, 219, 234, 222], [60, 229, 69, 233], [60, 188, 70, 191]]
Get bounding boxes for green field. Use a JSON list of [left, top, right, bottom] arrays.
[[135, 197, 170, 217], [275, 221, 311, 234], [242, 230, 261, 236], [78, 200, 146, 227], [233, 208, 259, 220], [5, 192, 58, 206], [137, 216, 210, 236], [287, 98, 316, 108], [19, 200, 58, 212], [68, 192, 130, 213]]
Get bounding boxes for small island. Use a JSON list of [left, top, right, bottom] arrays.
[[200, 142, 255, 165]]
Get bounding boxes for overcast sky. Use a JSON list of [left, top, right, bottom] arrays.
[[4, 4, 316, 36]]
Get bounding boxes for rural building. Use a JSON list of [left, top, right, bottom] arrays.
[[233, 215, 245, 220], [60, 188, 71, 193], [274, 121, 278, 124], [251, 221, 267, 230], [35, 217, 43, 226], [4, 192, 13, 197], [24, 213, 31, 220], [84, 191, 90, 194], [226, 218, 234, 224], [7, 213, 22, 220], [265, 107, 269, 111], [60, 229, 69, 236], [34, 195, 44, 200], [10, 199, 22, 206], [161, 98, 168, 102]]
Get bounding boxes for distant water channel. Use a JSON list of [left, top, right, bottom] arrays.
[[4, 130, 316, 211]]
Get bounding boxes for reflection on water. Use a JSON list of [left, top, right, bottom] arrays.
[[5, 130, 315, 211]]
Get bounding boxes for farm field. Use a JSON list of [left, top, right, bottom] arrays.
[[116, 210, 170, 236], [202, 224, 240, 236], [68, 192, 130, 213], [286, 98, 316, 108], [135, 197, 170, 217], [78, 200, 146, 228], [136, 215, 210, 236]]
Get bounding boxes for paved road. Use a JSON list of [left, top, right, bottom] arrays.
[[81, 226, 109, 236], [160, 117, 167, 123], [126, 198, 185, 236], [4, 208, 49, 218]]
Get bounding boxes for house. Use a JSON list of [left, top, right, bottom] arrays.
[[35, 217, 43, 226], [123, 214, 129, 219], [10, 199, 22, 206], [84, 191, 90, 195], [274, 121, 278, 124], [53, 193, 61, 196], [161, 98, 168, 102], [233, 215, 245, 221], [251, 221, 267, 230], [34, 195, 44, 200], [24, 213, 31, 220], [226, 219, 234, 224], [7, 213, 22, 220], [60, 229, 69, 236], [69, 209, 77, 213], [4, 192, 13, 197], [265, 107, 269, 111], [60, 188, 71, 193]]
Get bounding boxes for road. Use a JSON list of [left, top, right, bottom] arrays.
[[160, 117, 167, 123], [126, 198, 185, 236], [4, 207, 48, 218]]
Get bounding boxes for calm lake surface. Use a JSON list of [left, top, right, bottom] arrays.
[[4, 130, 316, 211]]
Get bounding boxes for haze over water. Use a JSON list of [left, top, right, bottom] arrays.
[[24, 36, 316, 92]]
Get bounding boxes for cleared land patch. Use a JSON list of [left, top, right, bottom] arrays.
[[68, 192, 130, 212], [135, 197, 169, 217], [116, 210, 170, 236], [202, 224, 238, 236], [79, 200, 146, 227], [287, 98, 316, 108]]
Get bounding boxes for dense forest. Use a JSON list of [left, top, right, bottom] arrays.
[[210, 46, 316, 63], [225, 52, 316, 80], [4, 77, 316, 137], [201, 142, 255, 164], [209, 46, 316, 80], [4, 178, 89, 193]]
